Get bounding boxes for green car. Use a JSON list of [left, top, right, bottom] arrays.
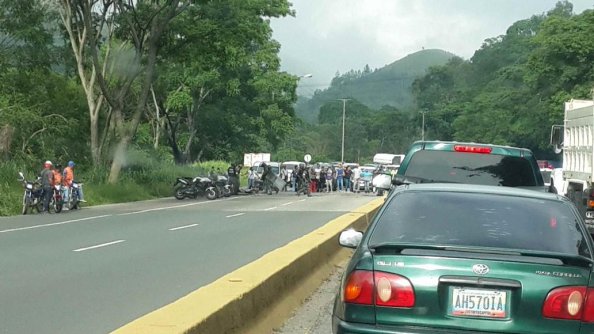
[[394, 141, 546, 192], [333, 183, 594, 333]]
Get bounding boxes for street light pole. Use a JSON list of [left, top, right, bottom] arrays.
[[338, 98, 350, 163], [421, 110, 425, 141]]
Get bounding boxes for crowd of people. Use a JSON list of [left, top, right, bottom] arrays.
[[38, 160, 85, 213], [242, 162, 390, 196]]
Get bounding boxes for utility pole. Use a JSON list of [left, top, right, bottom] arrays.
[[338, 98, 350, 163]]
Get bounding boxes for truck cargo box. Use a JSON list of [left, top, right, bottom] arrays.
[[563, 99, 594, 182]]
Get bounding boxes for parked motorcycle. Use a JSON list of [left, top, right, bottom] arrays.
[[17, 172, 43, 215], [67, 180, 83, 210], [212, 174, 232, 198], [173, 176, 217, 200], [50, 184, 64, 213]]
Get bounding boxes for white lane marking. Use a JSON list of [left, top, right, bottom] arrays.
[[117, 197, 240, 216], [298, 199, 306, 202], [73, 239, 125, 252], [280, 201, 294, 206], [0, 215, 112, 234], [226, 213, 245, 218], [168, 223, 199, 231], [264, 206, 277, 211]]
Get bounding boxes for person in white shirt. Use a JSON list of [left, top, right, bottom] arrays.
[[353, 167, 361, 193]]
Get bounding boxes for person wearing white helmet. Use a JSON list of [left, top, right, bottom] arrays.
[[39, 161, 54, 213]]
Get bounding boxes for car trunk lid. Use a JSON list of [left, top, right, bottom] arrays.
[[372, 251, 591, 333]]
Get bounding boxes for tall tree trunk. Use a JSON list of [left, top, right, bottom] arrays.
[[107, 1, 181, 183], [59, 0, 112, 166]]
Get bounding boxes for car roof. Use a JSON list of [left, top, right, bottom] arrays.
[[390, 183, 562, 201]]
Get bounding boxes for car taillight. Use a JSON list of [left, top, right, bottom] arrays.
[[453, 145, 492, 154], [375, 272, 415, 307], [343, 270, 374, 304], [343, 270, 415, 308], [583, 289, 594, 322], [543, 286, 586, 320]]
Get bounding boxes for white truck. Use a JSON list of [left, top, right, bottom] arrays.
[[551, 99, 594, 232]]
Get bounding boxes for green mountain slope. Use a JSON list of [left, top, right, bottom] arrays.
[[296, 49, 456, 122]]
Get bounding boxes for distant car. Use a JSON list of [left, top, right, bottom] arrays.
[[333, 183, 594, 334], [395, 141, 546, 191], [355, 166, 375, 193]]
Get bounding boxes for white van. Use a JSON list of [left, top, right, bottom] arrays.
[[253, 161, 281, 178]]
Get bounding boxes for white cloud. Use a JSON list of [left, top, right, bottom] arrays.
[[271, 0, 593, 92]]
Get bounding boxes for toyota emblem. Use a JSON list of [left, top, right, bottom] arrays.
[[472, 264, 490, 275]]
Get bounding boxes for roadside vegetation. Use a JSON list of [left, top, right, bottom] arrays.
[[1, 158, 231, 216]]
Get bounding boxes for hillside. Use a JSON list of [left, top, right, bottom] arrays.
[[296, 49, 456, 122]]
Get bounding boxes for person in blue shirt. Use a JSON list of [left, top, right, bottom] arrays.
[[336, 164, 344, 192]]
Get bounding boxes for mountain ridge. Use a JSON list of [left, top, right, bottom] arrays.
[[295, 48, 457, 122]]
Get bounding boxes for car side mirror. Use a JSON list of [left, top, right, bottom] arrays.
[[338, 229, 363, 249], [550, 125, 563, 154], [392, 175, 405, 186]]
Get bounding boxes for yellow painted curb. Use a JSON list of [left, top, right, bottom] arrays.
[[113, 197, 385, 334]]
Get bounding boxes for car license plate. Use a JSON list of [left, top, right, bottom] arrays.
[[450, 287, 508, 318]]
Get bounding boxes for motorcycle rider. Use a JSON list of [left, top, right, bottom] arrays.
[[39, 161, 54, 213]]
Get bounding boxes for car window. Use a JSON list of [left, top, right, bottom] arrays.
[[369, 191, 588, 256], [404, 150, 540, 186]]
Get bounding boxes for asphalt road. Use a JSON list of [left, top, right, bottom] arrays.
[[0, 191, 376, 334]]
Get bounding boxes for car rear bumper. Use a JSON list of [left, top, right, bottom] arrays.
[[333, 317, 498, 334]]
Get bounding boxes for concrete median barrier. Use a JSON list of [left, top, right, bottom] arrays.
[[113, 197, 385, 334]]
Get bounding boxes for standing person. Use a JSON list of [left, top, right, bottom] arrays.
[[325, 167, 333, 193], [52, 164, 63, 188], [344, 166, 352, 192], [315, 166, 326, 192], [296, 166, 311, 197], [291, 167, 297, 192], [353, 167, 361, 193], [280, 166, 288, 191], [39, 161, 54, 213], [227, 163, 239, 194], [309, 166, 317, 193], [63, 160, 85, 204], [261, 163, 272, 195], [247, 167, 255, 190], [336, 164, 344, 192]]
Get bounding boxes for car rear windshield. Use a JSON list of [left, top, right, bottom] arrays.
[[369, 191, 588, 256], [404, 150, 541, 186]]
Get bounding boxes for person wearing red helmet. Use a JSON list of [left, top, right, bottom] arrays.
[[39, 161, 54, 213]]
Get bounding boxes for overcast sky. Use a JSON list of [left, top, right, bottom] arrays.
[[270, 0, 593, 95]]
